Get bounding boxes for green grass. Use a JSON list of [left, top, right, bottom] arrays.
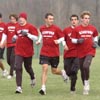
[[0, 49, 100, 100]]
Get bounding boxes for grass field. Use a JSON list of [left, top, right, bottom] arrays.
[[0, 49, 100, 100]]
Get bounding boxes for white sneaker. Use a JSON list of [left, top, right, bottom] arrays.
[[83, 89, 89, 95], [7, 75, 12, 79], [2, 70, 8, 77], [61, 70, 69, 83], [84, 80, 90, 91], [39, 89, 46, 95], [70, 91, 76, 94], [15, 86, 22, 93], [83, 85, 89, 95], [30, 79, 36, 88]]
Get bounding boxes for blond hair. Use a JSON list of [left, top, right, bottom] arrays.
[[80, 11, 91, 18]]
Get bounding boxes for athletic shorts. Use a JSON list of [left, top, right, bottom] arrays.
[[0, 48, 5, 59], [39, 55, 59, 68]]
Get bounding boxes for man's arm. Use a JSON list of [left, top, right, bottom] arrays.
[[0, 33, 7, 48], [54, 37, 69, 50], [71, 38, 84, 44], [36, 32, 42, 45], [21, 30, 38, 41], [92, 36, 98, 48], [27, 33, 38, 41]]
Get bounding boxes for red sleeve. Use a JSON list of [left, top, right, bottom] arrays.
[[56, 27, 64, 39], [93, 28, 98, 37], [63, 29, 67, 41], [3, 23, 7, 35], [29, 25, 38, 36], [39, 26, 44, 33], [14, 24, 19, 36]]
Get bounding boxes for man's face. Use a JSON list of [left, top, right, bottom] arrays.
[[10, 16, 17, 24], [81, 15, 90, 26], [70, 17, 79, 27], [18, 17, 26, 26], [45, 15, 54, 26]]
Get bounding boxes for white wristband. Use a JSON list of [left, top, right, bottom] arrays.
[[93, 36, 98, 42], [71, 38, 78, 44]]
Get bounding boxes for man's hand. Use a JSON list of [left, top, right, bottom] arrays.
[[36, 41, 40, 45], [92, 42, 98, 48], [21, 30, 28, 36], [64, 45, 69, 50], [77, 38, 84, 44], [0, 43, 4, 48], [12, 37, 16, 43], [54, 40, 59, 44]]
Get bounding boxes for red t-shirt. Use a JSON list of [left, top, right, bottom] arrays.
[[40, 25, 63, 57], [71, 24, 98, 58], [0, 22, 6, 41], [15, 23, 38, 57], [6, 22, 18, 47], [63, 26, 77, 58]]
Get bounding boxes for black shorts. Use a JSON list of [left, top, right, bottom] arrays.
[[0, 48, 5, 59], [39, 55, 59, 68]]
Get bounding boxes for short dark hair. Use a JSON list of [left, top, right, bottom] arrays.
[[9, 14, 18, 21], [0, 13, 2, 18], [45, 13, 54, 19], [70, 14, 79, 20]]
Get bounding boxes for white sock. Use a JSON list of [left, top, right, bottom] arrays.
[[61, 70, 65, 76], [17, 86, 22, 89], [61, 70, 68, 77], [3, 69, 7, 72], [84, 80, 89, 86], [41, 85, 46, 91]]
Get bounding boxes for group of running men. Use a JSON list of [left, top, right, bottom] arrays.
[[0, 10, 99, 95]]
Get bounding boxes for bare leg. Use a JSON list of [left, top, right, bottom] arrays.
[[51, 67, 62, 75], [0, 60, 5, 71], [39, 64, 48, 95]]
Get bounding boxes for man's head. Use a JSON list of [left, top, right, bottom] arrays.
[[70, 14, 79, 27], [45, 13, 54, 27], [9, 14, 18, 24], [80, 11, 91, 26], [18, 12, 27, 26]]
